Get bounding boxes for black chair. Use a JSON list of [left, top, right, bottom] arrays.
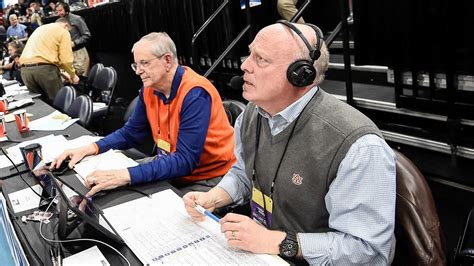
[[123, 96, 139, 123], [392, 150, 447, 266], [53, 86, 77, 113], [87, 63, 104, 87], [453, 207, 474, 265], [91, 66, 117, 121], [223, 100, 246, 126], [75, 63, 103, 95], [66, 95, 93, 128], [121, 95, 148, 160]]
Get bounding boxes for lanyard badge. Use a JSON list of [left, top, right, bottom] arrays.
[[250, 186, 273, 227], [156, 138, 171, 157]]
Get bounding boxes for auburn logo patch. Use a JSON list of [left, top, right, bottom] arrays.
[[291, 173, 303, 185]]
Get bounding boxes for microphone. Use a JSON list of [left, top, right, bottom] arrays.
[[230, 76, 244, 91]]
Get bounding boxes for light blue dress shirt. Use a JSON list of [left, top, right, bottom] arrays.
[[6, 24, 27, 39], [218, 87, 396, 265]]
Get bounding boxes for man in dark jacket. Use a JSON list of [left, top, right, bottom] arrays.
[[56, 2, 91, 77]]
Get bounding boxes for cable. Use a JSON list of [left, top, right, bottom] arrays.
[[0, 147, 50, 202], [3, 139, 22, 143], [39, 196, 131, 266]]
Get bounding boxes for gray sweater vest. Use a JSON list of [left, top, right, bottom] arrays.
[[241, 89, 382, 233]]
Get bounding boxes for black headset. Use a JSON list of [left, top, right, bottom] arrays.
[[56, 2, 70, 13], [276, 20, 324, 87]]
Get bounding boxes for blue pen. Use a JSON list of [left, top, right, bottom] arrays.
[[194, 202, 220, 222]]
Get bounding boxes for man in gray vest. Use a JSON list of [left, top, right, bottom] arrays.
[[184, 21, 396, 265]]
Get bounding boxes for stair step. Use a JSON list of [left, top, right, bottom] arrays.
[[328, 40, 354, 50]]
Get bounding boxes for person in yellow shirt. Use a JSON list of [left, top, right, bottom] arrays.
[[277, 0, 304, 24], [19, 17, 79, 102]]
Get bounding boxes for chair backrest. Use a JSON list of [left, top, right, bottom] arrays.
[[93, 66, 117, 120], [392, 149, 447, 266], [53, 86, 77, 113], [87, 63, 104, 85], [223, 99, 246, 126], [93, 67, 117, 93], [66, 95, 92, 127], [123, 96, 139, 123]]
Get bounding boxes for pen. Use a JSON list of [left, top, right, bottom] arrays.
[[194, 202, 220, 222]]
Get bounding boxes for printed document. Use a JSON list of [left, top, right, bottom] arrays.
[[74, 150, 138, 181], [28, 111, 79, 131], [103, 189, 287, 265]]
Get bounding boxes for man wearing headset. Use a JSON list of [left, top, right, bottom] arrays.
[[184, 22, 396, 264], [56, 2, 91, 77]]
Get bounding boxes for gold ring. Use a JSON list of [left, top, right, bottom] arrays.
[[231, 231, 236, 240]]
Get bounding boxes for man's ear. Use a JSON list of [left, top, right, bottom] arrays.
[[164, 53, 172, 64]]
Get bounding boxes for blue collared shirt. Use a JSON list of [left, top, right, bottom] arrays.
[[218, 86, 396, 264], [95, 65, 212, 183], [6, 24, 27, 39]]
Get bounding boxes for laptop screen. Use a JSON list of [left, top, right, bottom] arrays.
[[48, 172, 124, 244]]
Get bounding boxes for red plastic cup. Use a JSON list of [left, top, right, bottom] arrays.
[[13, 109, 29, 133]]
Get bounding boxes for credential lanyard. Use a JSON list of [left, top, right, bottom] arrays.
[[250, 93, 315, 227]]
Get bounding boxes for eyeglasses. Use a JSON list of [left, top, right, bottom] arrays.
[[131, 53, 167, 72]]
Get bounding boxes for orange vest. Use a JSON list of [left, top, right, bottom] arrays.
[[143, 67, 236, 183]]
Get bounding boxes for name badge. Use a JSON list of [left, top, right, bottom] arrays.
[[156, 139, 171, 157], [250, 187, 273, 227]]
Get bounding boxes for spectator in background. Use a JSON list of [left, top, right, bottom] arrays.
[[6, 14, 28, 41], [10, 50, 24, 84], [29, 7, 43, 31], [1, 41, 24, 80], [277, 0, 304, 23], [7, 4, 21, 19], [29, 2, 45, 18], [18, 0, 28, 16], [20, 18, 79, 102], [43, 1, 58, 17], [56, 2, 91, 77]]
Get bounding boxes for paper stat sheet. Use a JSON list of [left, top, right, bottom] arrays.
[[103, 189, 288, 265]]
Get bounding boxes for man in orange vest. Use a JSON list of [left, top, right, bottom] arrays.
[[52, 32, 236, 195]]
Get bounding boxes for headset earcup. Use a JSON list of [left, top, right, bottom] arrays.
[[287, 60, 317, 87]]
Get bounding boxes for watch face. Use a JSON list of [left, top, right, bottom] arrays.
[[281, 239, 298, 257]]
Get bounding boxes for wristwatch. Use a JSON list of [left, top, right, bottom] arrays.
[[279, 232, 299, 258]]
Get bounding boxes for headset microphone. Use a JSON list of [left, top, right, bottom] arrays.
[[230, 76, 244, 91]]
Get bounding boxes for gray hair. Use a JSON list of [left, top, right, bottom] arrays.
[[8, 14, 18, 21], [313, 41, 329, 85], [132, 32, 178, 63]]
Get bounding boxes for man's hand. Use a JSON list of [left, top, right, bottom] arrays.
[[220, 213, 286, 254], [183, 192, 217, 221], [183, 187, 233, 221], [51, 144, 96, 170], [71, 74, 80, 85], [85, 169, 131, 197]]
